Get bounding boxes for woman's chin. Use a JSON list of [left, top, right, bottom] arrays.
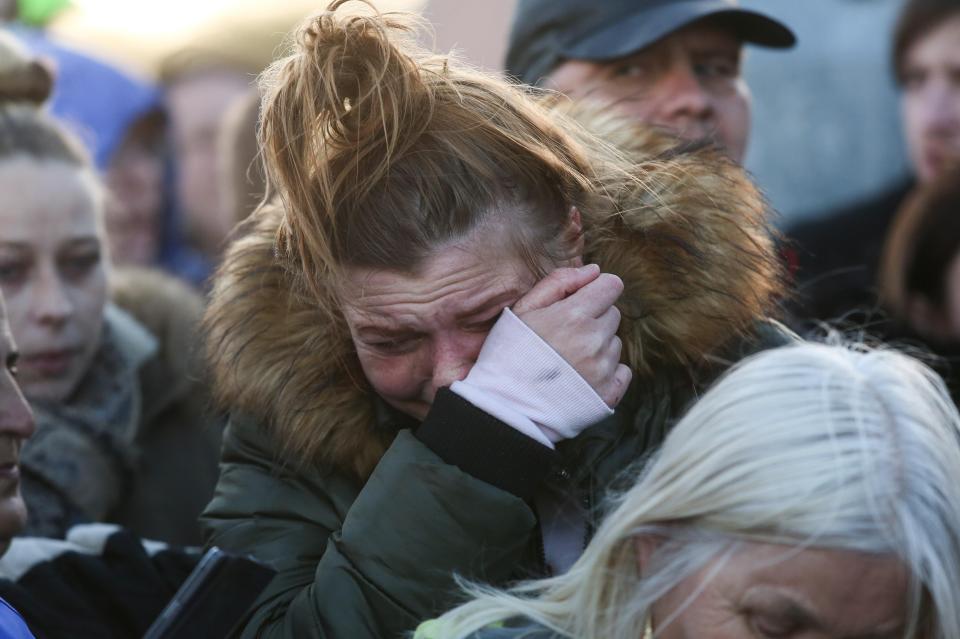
[[0, 494, 27, 548], [20, 373, 78, 404]]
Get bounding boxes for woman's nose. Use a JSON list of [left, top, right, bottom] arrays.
[[32, 271, 74, 326]]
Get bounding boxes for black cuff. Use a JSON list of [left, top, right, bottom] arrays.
[[415, 388, 557, 501]]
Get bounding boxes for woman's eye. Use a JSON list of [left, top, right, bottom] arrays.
[[751, 617, 797, 639], [59, 252, 100, 280], [370, 337, 418, 355], [0, 261, 28, 286]]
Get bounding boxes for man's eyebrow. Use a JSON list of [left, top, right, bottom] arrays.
[[690, 46, 742, 58]]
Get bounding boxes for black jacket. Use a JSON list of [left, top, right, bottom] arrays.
[[786, 179, 914, 328], [0, 526, 197, 639]]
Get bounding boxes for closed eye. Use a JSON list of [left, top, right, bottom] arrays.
[[364, 334, 422, 355]]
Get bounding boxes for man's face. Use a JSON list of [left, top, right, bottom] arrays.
[[901, 13, 960, 184], [166, 70, 250, 257], [547, 19, 751, 163]]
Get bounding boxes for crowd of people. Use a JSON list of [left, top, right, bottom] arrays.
[[0, 0, 958, 637]]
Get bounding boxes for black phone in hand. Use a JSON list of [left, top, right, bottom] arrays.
[[143, 547, 276, 639]]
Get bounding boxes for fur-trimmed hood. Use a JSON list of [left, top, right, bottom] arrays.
[[204, 113, 783, 480]]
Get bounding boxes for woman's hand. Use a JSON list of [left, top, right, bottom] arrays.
[[512, 264, 633, 408]]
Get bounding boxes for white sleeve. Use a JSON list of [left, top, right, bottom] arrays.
[[450, 308, 613, 448]]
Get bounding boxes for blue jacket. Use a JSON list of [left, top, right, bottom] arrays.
[[0, 598, 34, 639]]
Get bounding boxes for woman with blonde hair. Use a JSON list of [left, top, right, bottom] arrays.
[[200, 1, 789, 636], [420, 342, 960, 638]]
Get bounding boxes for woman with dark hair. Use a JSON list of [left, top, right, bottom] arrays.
[[880, 165, 960, 345], [787, 0, 960, 327], [200, 2, 790, 637]]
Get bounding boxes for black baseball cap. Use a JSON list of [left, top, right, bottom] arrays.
[[505, 0, 796, 86]]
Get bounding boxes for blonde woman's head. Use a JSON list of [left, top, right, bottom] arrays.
[[433, 342, 960, 639]]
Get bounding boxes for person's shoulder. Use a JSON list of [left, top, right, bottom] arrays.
[[788, 180, 914, 247]]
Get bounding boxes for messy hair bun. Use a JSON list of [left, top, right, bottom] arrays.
[[0, 30, 53, 106], [259, 0, 593, 302], [0, 31, 89, 167]]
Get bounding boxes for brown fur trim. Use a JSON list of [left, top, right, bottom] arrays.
[[204, 112, 783, 480], [203, 207, 392, 478], [567, 108, 783, 376]]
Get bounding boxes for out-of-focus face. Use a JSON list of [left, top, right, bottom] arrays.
[[0, 157, 108, 402], [0, 295, 36, 557], [648, 542, 909, 639], [901, 13, 960, 184], [341, 225, 540, 421], [104, 113, 166, 266], [166, 69, 250, 257], [547, 19, 751, 163]]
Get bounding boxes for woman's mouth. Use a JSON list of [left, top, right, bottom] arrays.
[[22, 349, 77, 377], [923, 145, 960, 178]]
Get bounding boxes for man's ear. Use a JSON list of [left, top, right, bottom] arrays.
[[562, 206, 584, 268]]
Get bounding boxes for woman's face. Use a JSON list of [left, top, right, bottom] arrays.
[[341, 225, 541, 420], [900, 13, 960, 184], [649, 542, 909, 639], [0, 157, 108, 402]]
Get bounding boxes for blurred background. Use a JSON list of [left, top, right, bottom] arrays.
[[1, 0, 914, 279]]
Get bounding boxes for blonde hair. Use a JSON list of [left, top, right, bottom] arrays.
[[432, 342, 960, 638]]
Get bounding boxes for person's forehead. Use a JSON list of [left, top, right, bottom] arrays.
[[0, 158, 100, 240], [905, 13, 960, 63]]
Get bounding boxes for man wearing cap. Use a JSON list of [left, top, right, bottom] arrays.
[[505, 0, 795, 164]]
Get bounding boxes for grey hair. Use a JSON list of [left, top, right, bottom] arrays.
[[427, 342, 960, 638]]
